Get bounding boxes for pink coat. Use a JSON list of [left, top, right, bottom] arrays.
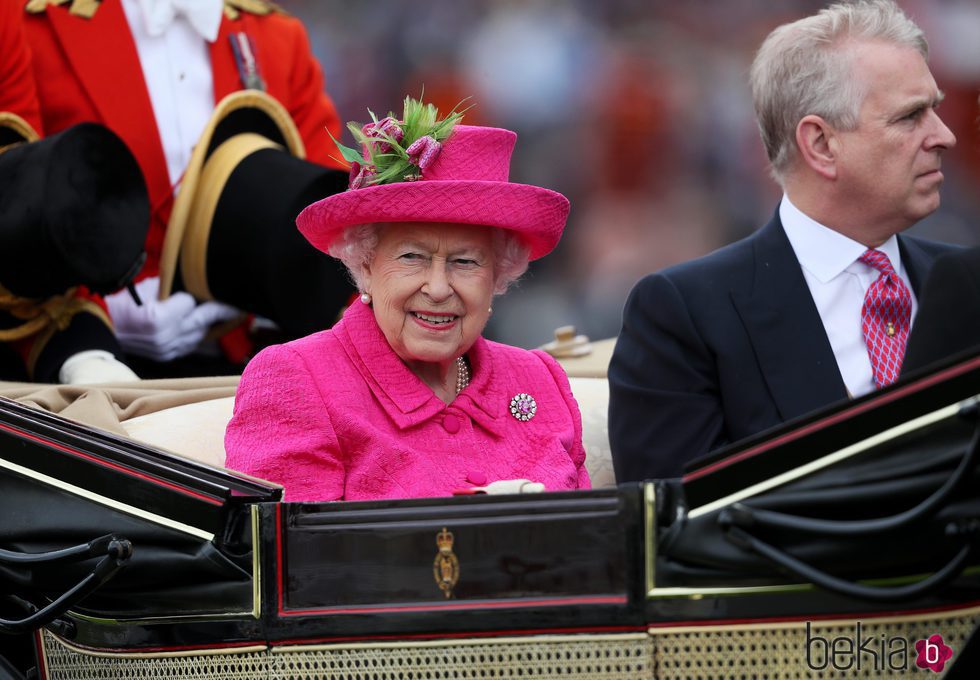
[[225, 302, 590, 501]]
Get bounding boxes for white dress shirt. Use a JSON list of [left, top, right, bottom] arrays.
[[780, 195, 919, 398], [121, 0, 223, 187]]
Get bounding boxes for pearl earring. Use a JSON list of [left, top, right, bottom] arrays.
[[360, 293, 372, 305], [488, 306, 493, 314]]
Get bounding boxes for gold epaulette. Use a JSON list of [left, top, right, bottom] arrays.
[[24, 0, 286, 21], [25, 0, 100, 19], [223, 0, 287, 20]]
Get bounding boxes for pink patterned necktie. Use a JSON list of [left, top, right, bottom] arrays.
[[859, 249, 912, 388]]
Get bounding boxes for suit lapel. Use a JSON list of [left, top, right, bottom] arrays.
[[46, 1, 170, 196], [731, 216, 849, 421], [898, 235, 934, 295]]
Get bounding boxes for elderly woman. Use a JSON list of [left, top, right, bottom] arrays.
[[224, 98, 589, 501]]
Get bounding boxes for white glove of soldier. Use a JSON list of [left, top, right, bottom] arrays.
[[58, 350, 140, 384], [474, 479, 546, 495], [104, 276, 241, 362]]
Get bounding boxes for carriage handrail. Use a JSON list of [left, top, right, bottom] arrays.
[[718, 399, 980, 537]]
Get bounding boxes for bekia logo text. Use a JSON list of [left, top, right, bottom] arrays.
[[806, 622, 953, 673]]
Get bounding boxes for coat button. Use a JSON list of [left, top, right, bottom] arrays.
[[443, 414, 460, 434], [467, 470, 487, 486]]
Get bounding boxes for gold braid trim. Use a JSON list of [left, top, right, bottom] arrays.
[[25, 0, 100, 19], [0, 112, 41, 155], [0, 285, 112, 342], [223, 0, 286, 21], [31, 301, 113, 381], [0, 284, 114, 380], [25, 0, 282, 22]]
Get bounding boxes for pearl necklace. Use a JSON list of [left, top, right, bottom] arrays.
[[455, 356, 470, 394]]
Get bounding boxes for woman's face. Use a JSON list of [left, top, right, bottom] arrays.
[[363, 222, 495, 370]]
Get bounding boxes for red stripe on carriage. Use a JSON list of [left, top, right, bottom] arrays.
[[0, 421, 224, 505], [683, 355, 980, 482]]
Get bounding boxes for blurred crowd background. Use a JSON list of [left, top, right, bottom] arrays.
[[281, 0, 980, 349]]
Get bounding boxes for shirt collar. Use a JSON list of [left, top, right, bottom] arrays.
[[336, 301, 505, 436], [779, 194, 903, 282], [135, 0, 223, 42]]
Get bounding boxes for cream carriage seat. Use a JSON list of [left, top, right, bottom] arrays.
[[543, 327, 616, 488], [121, 395, 235, 470], [1, 328, 618, 488]]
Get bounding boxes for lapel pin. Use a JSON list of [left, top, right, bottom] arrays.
[[509, 393, 537, 422]]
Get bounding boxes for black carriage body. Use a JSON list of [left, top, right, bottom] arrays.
[[0, 353, 979, 677]]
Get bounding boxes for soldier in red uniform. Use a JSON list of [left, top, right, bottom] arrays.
[[22, 0, 348, 373], [2, 3, 147, 383], [0, 0, 41, 132]]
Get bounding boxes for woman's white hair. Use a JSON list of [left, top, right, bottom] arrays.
[[750, 0, 927, 182], [328, 223, 531, 296]]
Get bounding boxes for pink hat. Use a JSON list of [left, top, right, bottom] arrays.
[[296, 125, 569, 261]]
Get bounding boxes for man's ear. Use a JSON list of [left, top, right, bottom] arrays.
[[795, 114, 838, 180]]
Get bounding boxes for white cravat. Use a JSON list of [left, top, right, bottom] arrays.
[[137, 0, 223, 41], [780, 195, 918, 398], [122, 0, 222, 187]]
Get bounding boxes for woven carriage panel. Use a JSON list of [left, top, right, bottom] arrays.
[[40, 633, 270, 679], [40, 632, 654, 680], [38, 609, 979, 679]]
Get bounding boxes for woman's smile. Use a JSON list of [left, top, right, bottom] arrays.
[[411, 311, 460, 328]]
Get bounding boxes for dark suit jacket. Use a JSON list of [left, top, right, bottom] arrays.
[[902, 245, 978, 375], [608, 213, 954, 482]]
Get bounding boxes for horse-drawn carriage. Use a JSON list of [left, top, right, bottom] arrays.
[[2, 345, 979, 678]]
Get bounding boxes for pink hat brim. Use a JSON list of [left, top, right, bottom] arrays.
[[296, 179, 570, 261]]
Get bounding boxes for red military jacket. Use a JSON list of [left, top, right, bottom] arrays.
[[24, 0, 345, 278], [0, 0, 41, 132]]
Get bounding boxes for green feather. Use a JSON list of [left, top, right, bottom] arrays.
[[338, 94, 472, 188]]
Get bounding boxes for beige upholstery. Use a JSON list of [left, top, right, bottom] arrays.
[[2, 349, 618, 488], [552, 334, 616, 487], [121, 396, 234, 469], [568, 377, 614, 487]]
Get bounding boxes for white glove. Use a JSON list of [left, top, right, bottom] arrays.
[[58, 350, 140, 384], [105, 277, 241, 362], [475, 479, 546, 495]]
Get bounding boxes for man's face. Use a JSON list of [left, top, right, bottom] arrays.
[[834, 40, 956, 239]]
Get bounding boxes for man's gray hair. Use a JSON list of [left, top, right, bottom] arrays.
[[750, 0, 927, 181], [329, 223, 531, 296]]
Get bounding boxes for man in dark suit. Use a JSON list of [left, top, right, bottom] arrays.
[[901, 246, 980, 375], [609, 0, 958, 482]]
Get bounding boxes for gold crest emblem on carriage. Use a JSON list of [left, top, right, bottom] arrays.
[[433, 527, 460, 599]]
